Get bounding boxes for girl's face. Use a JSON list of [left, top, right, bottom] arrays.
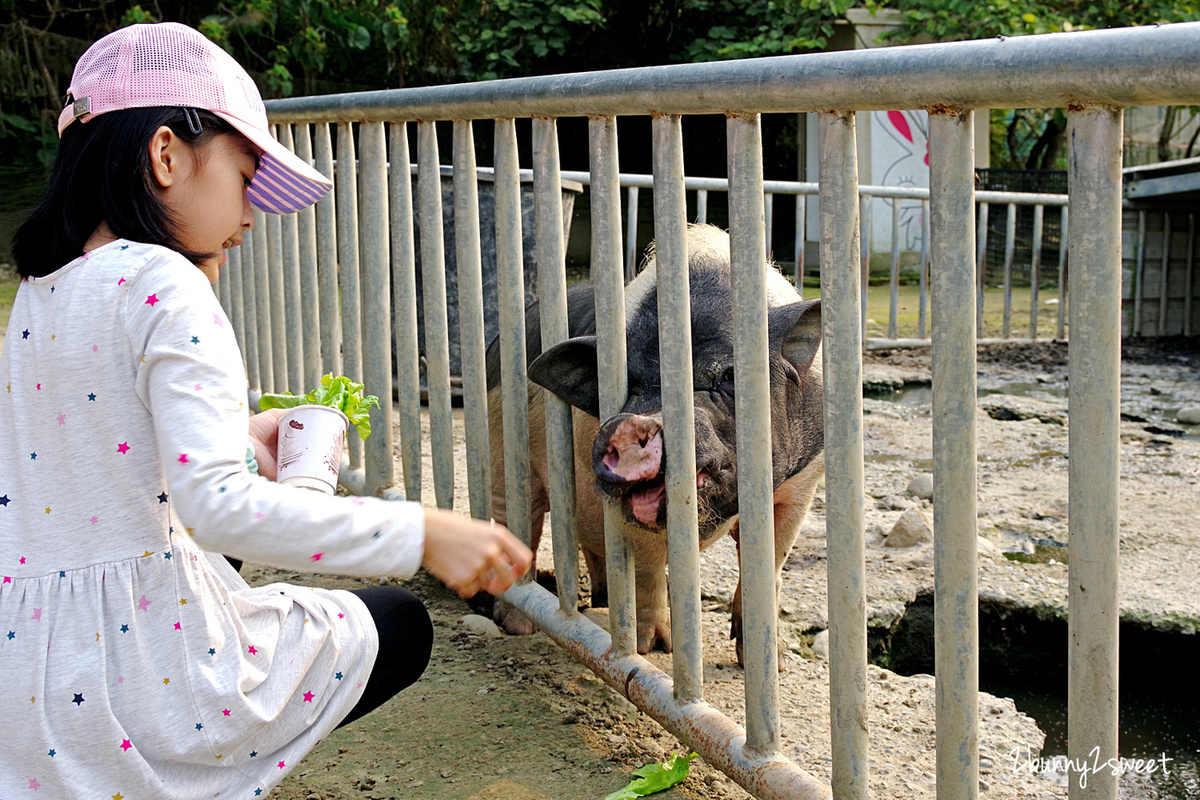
[[152, 130, 259, 283]]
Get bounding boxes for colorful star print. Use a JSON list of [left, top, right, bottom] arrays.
[[158, 492, 168, 503], [223, 708, 231, 716], [120, 624, 129, 633], [117, 442, 130, 454], [0, 496, 8, 506], [6, 631, 13, 640], [213, 314, 223, 326], [72, 693, 84, 706], [31, 608, 41, 621], [310, 552, 324, 562], [137, 595, 151, 612], [190, 336, 200, 344], [28, 778, 40, 791], [87, 393, 96, 401], [178, 453, 189, 464], [145, 293, 159, 306], [120, 739, 132, 751], [248, 645, 257, 655], [303, 690, 315, 702], [195, 723, 203, 731], [22, 329, 29, 339], [56, 413, 66, 426]]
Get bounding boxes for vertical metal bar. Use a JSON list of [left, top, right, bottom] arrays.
[[859, 195, 872, 345], [1030, 204, 1044, 340], [267, 212, 288, 390], [697, 188, 708, 223], [795, 194, 807, 298], [727, 112, 780, 753], [495, 117, 532, 554], [818, 110, 868, 800], [976, 202, 989, 335], [764, 191, 774, 258], [358, 121, 395, 496], [1159, 212, 1172, 337], [227, 243, 245, 353], [417, 121, 455, 509], [626, 185, 640, 280], [1057, 206, 1069, 341], [390, 122, 423, 503], [252, 210, 274, 395], [216, 253, 231, 314], [336, 122, 364, 467], [1066, 106, 1122, 800], [240, 232, 260, 394], [1186, 214, 1195, 337], [453, 121, 491, 520], [532, 117, 580, 614], [928, 109, 979, 800], [888, 198, 901, 340], [1134, 210, 1147, 337], [295, 124, 323, 389], [278, 124, 305, 393], [315, 123, 342, 378], [590, 115, 636, 657], [919, 198, 930, 339], [1002, 203, 1016, 339], [652, 114, 703, 704]]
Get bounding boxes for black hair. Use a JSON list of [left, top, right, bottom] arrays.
[[11, 107, 238, 278]]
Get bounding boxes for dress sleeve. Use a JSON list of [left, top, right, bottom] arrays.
[[126, 252, 424, 578]]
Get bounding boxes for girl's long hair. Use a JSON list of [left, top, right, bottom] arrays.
[[12, 107, 236, 278]]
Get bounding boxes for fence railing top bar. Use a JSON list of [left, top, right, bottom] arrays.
[[266, 23, 1200, 124]]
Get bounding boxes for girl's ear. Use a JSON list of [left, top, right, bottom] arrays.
[[148, 125, 184, 189]]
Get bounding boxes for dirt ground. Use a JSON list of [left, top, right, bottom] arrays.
[[250, 338, 1200, 800]]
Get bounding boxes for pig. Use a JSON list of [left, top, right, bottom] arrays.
[[486, 223, 823, 662]]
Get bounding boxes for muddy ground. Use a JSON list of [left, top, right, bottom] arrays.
[[253, 339, 1200, 800]]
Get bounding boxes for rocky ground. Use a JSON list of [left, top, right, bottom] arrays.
[[251, 338, 1200, 800]]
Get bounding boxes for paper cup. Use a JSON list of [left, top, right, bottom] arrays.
[[276, 404, 349, 494]]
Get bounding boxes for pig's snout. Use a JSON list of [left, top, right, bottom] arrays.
[[593, 414, 663, 485]]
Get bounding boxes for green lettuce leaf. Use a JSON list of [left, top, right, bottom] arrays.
[[258, 373, 380, 439], [604, 753, 698, 800]]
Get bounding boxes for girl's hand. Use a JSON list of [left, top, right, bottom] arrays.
[[421, 509, 533, 598], [248, 407, 287, 481]]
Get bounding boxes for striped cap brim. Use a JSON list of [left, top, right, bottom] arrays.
[[215, 110, 332, 215]]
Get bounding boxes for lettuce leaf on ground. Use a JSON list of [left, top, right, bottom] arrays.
[[604, 753, 699, 800], [258, 373, 380, 439]]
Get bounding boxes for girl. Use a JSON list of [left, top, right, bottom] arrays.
[[0, 22, 532, 798]]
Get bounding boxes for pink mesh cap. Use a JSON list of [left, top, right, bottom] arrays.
[[58, 22, 331, 215]]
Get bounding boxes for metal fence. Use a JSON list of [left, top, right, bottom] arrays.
[[215, 22, 1200, 800]]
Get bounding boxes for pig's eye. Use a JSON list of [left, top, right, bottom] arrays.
[[718, 367, 736, 395]]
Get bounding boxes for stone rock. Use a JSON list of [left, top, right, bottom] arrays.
[[906, 473, 934, 500], [461, 614, 503, 638], [884, 508, 933, 548], [976, 537, 1002, 558], [1177, 406, 1200, 425], [811, 629, 829, 659]]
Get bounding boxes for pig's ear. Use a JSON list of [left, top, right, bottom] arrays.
[[771, 299, 822, 375], [528, 335, 601, 418]]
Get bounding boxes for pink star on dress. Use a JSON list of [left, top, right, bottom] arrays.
[[117, 442, 130, 454], [193, 384, 202, 391], [137, 595, 151, 612], [303, 690, 316, 702], [338, 613, 345, 619], [28, 778, 39, 791], [90, 517, 98, 524], [178, 454, 189, 464], [173, 622, 181, 630], [120, 739, 132, 751], [31, 608, 41, 621], [56, 413, 66, 426], [145, 293, 159, 306], [2, 577, 10, 584], [19, 557, 25, 565], [213, 314, 224, 327], [92, 345, 98, 352], [310, 552, 323, 562], [222, 708, 231, 716], [117, 277, 126, 286], [278, 761, 286, 770], [248, 645, 257, 655]]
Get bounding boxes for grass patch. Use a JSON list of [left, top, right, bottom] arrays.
[[1003, 544, 1068, 565]]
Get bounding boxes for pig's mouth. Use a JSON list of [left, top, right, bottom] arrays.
[[599, 469, 718, 531]]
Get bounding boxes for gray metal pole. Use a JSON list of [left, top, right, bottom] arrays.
[[532, 117, 580, 614], [1030, 204, 1044, 340], [976, 202, 989, 335], [919, 198, 930, 339], [453, 121, 491, 521], [1186, 214, 1195, 337], [697, 189, 708, 224], [727, 112, 781, 755], [358, 121, 396, 496], [294, 124, 323, 389], [278, 124, 305, 393], [928, 108, 979, 800], [495, 117, 532, 554], [252, 210, 274, 394], [389, 122, 423, 503], [1058, 206, 1069, 341], [859, 195, 872, 345], [267, 212, 288, 391], [1002, 203, 1016, 339], [336, 123, 364, 467], [315, 123, 342, 378], [1159, 212, 1172, 337], [796, 194, 807, 298], [818, 110, 868, 800], [889, 198, 901, 340], [590, 115, 637, 657], [240, 232, 260, 393], [652, 114, 704, 704], [626, 185, 640, 281], [1134, 210, 1146, 337], [227, 244, 245, 355], [416, 121, 455, 509], [1066, 105, 1122, 800]]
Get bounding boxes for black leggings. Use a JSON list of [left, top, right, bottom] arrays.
[[335, 585, 433, 727]]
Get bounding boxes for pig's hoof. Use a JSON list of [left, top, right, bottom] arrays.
[[730, 616, 788, 672], [636, 616, 672, 654], [493, 600, 535, 636]]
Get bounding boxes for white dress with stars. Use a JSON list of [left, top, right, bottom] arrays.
[[0, 239, 425, 798]]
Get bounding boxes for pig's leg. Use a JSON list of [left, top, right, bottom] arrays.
[[488, 382, 551, 636], [633, 538, 672, 654], [730, 455, 825, 667], [581, 547, 607, 608]]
